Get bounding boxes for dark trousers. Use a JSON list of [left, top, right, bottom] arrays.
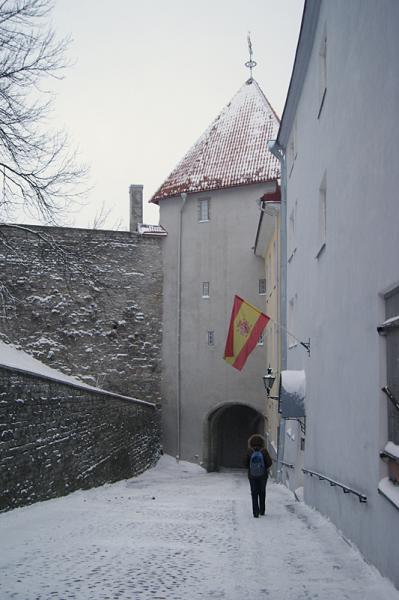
[[249, 476, 267, 516]]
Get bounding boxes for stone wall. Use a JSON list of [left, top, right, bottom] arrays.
[[0, 367, 160, 511], [0, 224, 163, 403]]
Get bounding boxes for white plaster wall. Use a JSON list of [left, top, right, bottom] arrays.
[[160, 183, 275, 465], [158, 195, 180, 458], [285, 0, 399, 587]]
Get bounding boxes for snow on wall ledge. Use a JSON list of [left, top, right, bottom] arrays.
[[0, 224, 163, 404], [0, 366, 161, 512]]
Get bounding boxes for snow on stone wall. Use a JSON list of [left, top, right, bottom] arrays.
[[0, 224, 163, 404], [0, 367, 161, 512]]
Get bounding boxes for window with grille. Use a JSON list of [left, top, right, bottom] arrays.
[[259, 278, 266, 295], [198, 198, 210, 222], [207, 331, 214, 346], [202, 282, 210, 298], [383, 287, 399, 444]]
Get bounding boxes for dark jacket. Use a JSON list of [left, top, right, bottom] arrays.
[[244, 434, 273, 478]]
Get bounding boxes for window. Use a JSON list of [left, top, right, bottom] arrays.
[[316, 174, 327, 258], [259, 278, 266, 295], [383, 287, 399, 444], [288, 294, 297, 349], [202, 282, 210, 298], [300, 437, 305, 451], [198, 198, 210, 222], [288, 119, 297, 176], [207, 331, 215, 346], [318, 27, 327, 118], [257, 333, 264, 346], [273, 322, 279, 365], [288, 200, 297, 262]]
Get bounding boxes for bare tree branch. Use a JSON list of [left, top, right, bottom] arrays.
[[0, 0, 87, 222]]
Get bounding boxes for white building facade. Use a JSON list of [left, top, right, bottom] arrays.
[[277, 0, 399, 588], [151, 79, 280, 470]]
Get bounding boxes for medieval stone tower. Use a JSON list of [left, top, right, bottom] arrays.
[[151, 78, 280, 470]]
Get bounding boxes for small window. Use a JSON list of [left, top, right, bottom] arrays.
[[383, 287, 399, 444], [316, 174, 327, 258], [257, 333, 264, 346], [207, 331, 215, 346], [202, 282, 210, 298], [318, 27, 327, 118], [300, 437, 305, 451], [288, 119, 297, 176], [259, 278, 266, 295], [288, 200, 297, 261], [198, 198, 210, 222], [288, 294, 297, 349]]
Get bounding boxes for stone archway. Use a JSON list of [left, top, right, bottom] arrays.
[[207, 404, 264, 471]]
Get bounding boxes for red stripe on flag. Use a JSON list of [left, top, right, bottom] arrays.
[[232, 313, 270, 371], [224, 295, 243, 358]]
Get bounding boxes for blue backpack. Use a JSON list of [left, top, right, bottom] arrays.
[[249, 450, 265, 478]]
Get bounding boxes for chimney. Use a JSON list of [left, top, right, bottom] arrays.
[[129, 184, 143, 232]]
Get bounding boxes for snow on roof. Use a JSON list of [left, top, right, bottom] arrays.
[[150, 78, 280, 203], [384, 441, 399, 460], [0, 341, 153, 406], [378, 477, 399, 509], [279, 370, 306, 419], [281, 370, 306, 398]]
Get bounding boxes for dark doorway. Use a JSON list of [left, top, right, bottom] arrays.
[[207, 404, 263, 471]]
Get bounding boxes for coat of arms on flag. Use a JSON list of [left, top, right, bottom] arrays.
[[223, 295, 270, 371]]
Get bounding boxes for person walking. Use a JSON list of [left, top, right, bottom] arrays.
[[244, 433, 273, 518]]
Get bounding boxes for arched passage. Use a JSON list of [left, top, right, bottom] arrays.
[[207, 404, 264, 471]]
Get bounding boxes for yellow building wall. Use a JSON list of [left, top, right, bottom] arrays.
[[262, 210, 281, 462]]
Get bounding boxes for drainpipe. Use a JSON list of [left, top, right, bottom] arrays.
[[268, 142, 287, 483], [176, 192, 187, 462]]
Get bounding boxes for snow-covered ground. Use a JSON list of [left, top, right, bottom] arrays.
[[1, 456, 398, 600]]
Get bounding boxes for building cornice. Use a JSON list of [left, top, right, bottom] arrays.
[[277, 0, 321, 150]]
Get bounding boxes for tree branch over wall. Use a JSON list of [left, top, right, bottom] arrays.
[[0, 0, 87, 222]]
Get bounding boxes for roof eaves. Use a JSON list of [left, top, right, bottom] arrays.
[[150, 176, 281, 204], [277, 0, 321, 150]]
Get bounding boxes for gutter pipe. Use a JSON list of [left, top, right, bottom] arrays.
[[176, 192, 187, 461], [268, 142, 287, 483]]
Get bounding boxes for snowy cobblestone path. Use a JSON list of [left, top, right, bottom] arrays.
[[1, 456, 398, 600]]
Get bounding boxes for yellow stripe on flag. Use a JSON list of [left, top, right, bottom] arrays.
[[224, 295, 270, 371]]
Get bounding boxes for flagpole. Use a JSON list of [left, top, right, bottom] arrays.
[[267, 317, 311, 356], [234, 295, 310, 356]]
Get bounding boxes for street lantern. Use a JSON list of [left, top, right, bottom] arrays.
[[262, 367, 276, 398]]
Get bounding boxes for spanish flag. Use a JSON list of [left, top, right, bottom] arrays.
[[224, 295, 270, 371]]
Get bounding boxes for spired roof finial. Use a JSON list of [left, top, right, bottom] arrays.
[[245, 31, 257, 81]]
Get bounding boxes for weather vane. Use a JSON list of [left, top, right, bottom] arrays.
[[245, 32, 257, 80]]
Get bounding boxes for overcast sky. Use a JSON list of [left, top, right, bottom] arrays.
[[45, 0, 304, 229]]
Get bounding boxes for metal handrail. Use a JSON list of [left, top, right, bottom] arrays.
[[282, 461, 295, 469], [302, 468, 367, 503], [271, 458, 295, 469]]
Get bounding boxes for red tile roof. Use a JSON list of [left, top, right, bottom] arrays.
[[150, 79, 280, 203]]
